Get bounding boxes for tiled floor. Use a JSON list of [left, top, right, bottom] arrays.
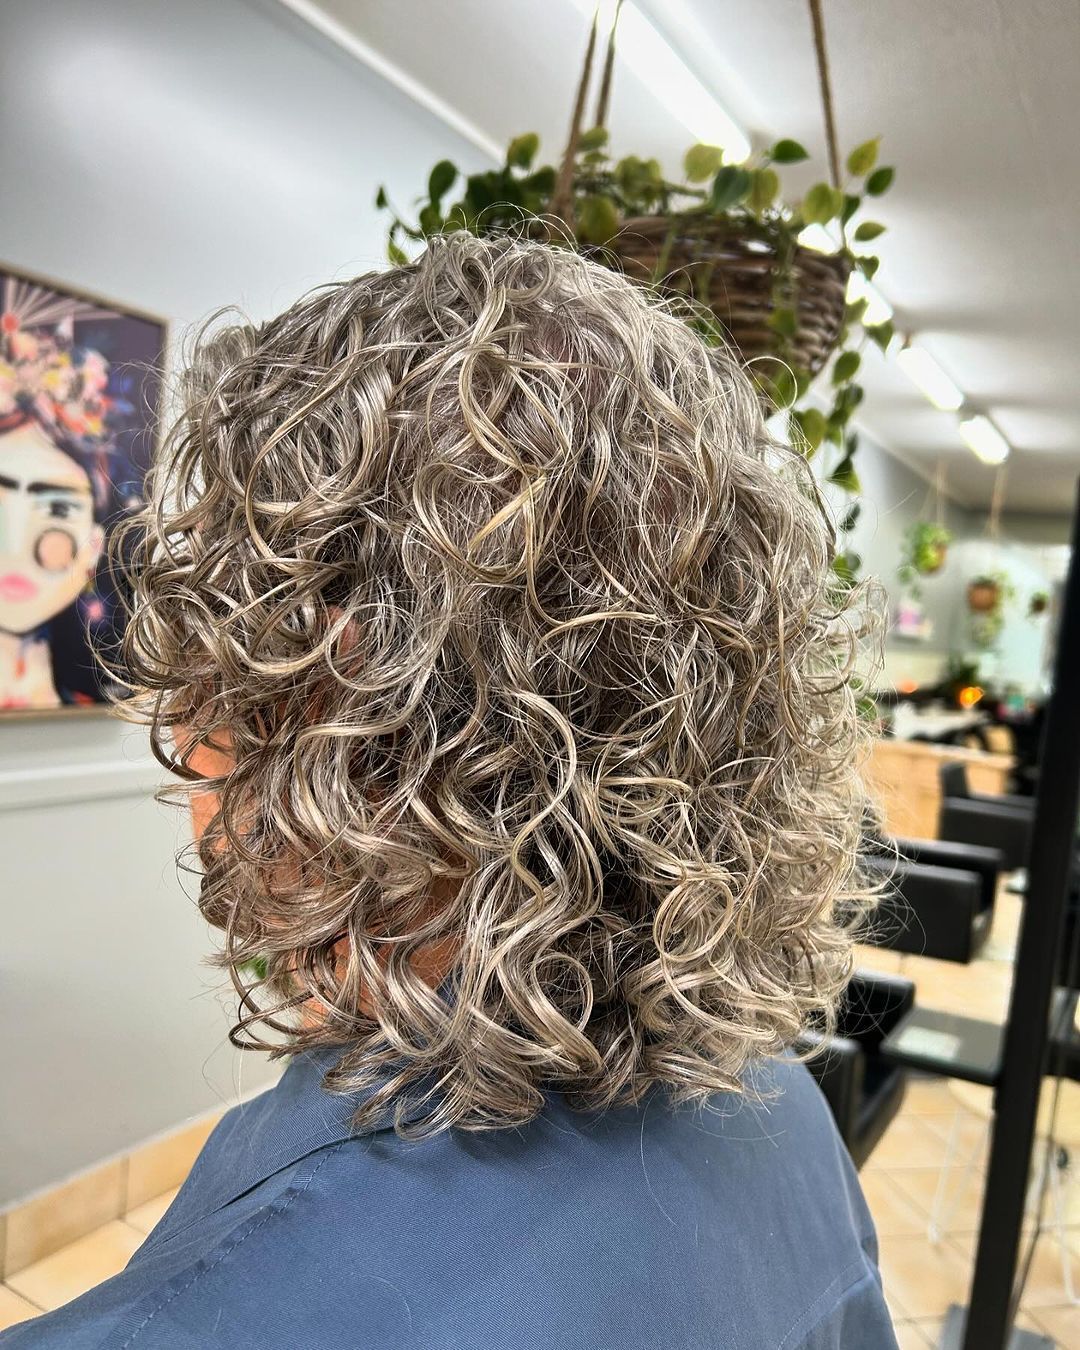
[[857, 886, 1080, 1347], [2, 889, 1078, 1345], [0, 1188, 177, 1331]]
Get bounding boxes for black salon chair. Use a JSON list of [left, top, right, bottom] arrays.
[[799, 971, 915, 1169], [938, 764, 1034, 871], [859, 838, 1004, 963]]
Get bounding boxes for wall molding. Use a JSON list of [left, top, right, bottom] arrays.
[[274, 0, 502, 162], [0, 758, 163, 813]]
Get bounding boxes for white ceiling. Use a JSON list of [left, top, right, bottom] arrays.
[[287, 0, 1080, 515]]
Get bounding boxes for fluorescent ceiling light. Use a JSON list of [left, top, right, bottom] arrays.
[[570, 0, 750, 161], [896, 343, 964, 412], [959, 415, 1010, 465], [846, 270, 893, 326]]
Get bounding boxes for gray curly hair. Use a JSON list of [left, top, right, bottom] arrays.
[[117, 231, 871, 1137]]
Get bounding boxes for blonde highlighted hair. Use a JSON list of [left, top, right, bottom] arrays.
[[117, 232, 871, 1136]]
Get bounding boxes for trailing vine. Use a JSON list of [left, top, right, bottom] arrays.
[[378, 128, 894, 585]]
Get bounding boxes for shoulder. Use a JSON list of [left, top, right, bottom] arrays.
[[0, 1059, 892, 1350]]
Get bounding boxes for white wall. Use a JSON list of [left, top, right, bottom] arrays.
[[817, 434, 973, 688], [946, 534, 1068, 695], [827, 435, 1071, 694], [0, 0, 488, 1205]]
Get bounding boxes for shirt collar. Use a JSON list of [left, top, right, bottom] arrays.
[[147, 992, 455, 1249]]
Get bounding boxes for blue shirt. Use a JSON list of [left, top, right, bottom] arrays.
[[4, 1052, 896, 1349]]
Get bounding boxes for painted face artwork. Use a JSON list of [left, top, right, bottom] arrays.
[[0, 268, 164, 711], [0, 421, 104, 636]]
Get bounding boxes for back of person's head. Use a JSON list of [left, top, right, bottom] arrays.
[[119, 232, 869, 1136]]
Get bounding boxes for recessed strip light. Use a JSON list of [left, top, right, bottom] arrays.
[[569, 0, 751, 160], [959, 415, 1010, 465], [896, 342, 964, 412]]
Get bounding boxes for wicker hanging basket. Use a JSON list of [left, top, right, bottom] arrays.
[[552, 8, 851, 379], [599, 214, 852, 379]]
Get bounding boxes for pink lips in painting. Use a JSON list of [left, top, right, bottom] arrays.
[[0, 573, 39, 602]]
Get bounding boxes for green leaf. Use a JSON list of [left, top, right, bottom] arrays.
[[792, 407, 827, 453], [506, 133, 540, 168], [684, 143, 725, 182], [577, 126, 609, 153], [418, 203, 442, 234], [858, 254, 881, 280], [832, 551, 861, 588], [748, 167, 780, 213], [829, 455, 861, 493], [771, 138, 810, 164], [763, 366, 798, 410], [709, 165, 752, 211], [803, 181, 839, 225], [832, 350, 862, 385], [374, 185, 389, 210], [854, 220, 886, 242], [846, 137, 881, 177], [523, 166, 556, 196], [840, 193, 860, 226], [845, 298, 869, 327], [865, 320, 895, 352], [387, 240, 409, 266], [428, 160, 457, 203], [464, 173, 496, 214], [577, 194, 620, 244], [769, 306, 798, 338], [866, 166, 895, 196], [841, 502, 862, 532]]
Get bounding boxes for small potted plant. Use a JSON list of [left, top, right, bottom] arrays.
[[967, 576, 1001, 614], [897, 521, 951, 594]]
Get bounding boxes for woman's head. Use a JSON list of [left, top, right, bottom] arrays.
[[0, 416, 104, 635], [119, 233, 871, 1135]]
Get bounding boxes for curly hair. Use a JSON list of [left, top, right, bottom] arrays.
[[115, 232, 872, 1138]]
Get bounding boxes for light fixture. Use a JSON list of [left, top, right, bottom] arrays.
[[568, 0, 751, 160], [845, 270, 893, 326], [959, 414, 1010, 465], [896, 342, 964, 412]]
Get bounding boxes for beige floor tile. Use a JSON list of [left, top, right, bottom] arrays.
[[885, 1284, 912, 1325], [877, 1232, 973, 1321], [902, 1078, 962, 1119], [886, 1165, 987, 1236], [3, 1160, 125, 1277], [126, 1114, 220, 1210], [124, 1188, 180, 1237], [909, 1320, 945, 1348], [6, 1221, 142, 1312], [921, 1109, 990, 1169], [863, 1170, 937, 1239], [1029, 1303, 1080, 1347], [893, 1321, 935, 1349], [854, 944, 904, 975], [867, 1115, 956, 1171], [951, 1230, 1079, 1311], [0, 1285, 42, 1331]]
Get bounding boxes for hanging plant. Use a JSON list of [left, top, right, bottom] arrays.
[[967, 572, 1014, 650], [376, 0, 893, 588], [897, 520, 951, 595], [967, 576, 1002, 614], [378, 129, 892, 588]]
